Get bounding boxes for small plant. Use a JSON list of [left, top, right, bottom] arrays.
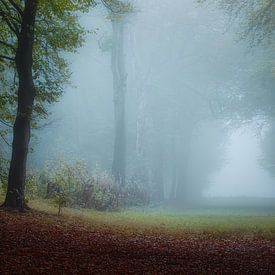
[[50, 163, 75, 214], [53, 190, 71, 215]]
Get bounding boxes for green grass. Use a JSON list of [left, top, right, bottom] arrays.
[[1, 194, 274, 239], [27, 199, 275, 239]]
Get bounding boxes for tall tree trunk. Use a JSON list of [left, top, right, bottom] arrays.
[[152, 138, 164, 202], [2, 0, 38, 210], [135, 72, 148, 186], [170, 159, 178, 201], [169, 137, 178, 201], [175, 134, 192, 203], [111, 18, 127, 186]]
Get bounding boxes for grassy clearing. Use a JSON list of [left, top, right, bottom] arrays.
[[26, 199, 275, 239]]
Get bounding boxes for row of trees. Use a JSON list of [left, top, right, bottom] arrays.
[[0, 0, 123, 209], [0, 0, 135, 210], [1, 0, 274, 209], [121, 0, 274, 202], [204, 0, 275, 179], [39, 0, 230, 203], [110, 0, 275, 201]]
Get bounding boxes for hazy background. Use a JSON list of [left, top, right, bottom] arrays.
[[29, 0, 275, 202]]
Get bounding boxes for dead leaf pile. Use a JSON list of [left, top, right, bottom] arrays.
[[0, 210, 274, 274]]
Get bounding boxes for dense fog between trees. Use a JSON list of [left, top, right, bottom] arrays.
[[1, 0, 274, 209], [32, 0, 275, 203], [1, 2, 275, 274]]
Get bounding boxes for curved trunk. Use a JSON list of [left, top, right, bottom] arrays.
[[2, 0, 37, 210]]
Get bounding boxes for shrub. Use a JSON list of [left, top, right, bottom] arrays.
[[45, 159, 89, 213], [25, 169, 48, 202], [79, 164, 121, 210], [24, 158, 150, 213]]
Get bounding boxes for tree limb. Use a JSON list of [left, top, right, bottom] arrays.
[[101, 0, 130, 14], [0, 40, 16, 51], [0, 119, 12, 128], [7, 0, 23, 16], [0, 54, 15, 61], [0, 1, 20, 36], [0, 132, 11, 147]]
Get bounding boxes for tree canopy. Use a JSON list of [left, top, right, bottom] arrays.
[[199, 0, 275, 47], [0, 0, 95, 123], [0, 0, 96, 208], [0, 0, 95, 179]]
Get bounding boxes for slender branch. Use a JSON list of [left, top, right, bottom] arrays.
[[0, 40, 16, 51], [0, 0, 22, 24], [7, 0, 23, 16], [0, 54, 15, 61], [0, 12, 19, 36], [0, 1, 20, 36], [101, 0, 129, 14], [0, 119, 12, 128], [0, 132, 11, 147], [101, 0, 115, 12]]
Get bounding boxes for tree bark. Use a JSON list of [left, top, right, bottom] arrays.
[[111, 18, 127, 186], [2, 0, 38, 210]]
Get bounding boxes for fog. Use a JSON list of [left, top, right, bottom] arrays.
[[30, 0, 275, 205], [208, 128, 275, 197]]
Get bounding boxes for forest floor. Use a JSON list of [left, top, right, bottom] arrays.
[[0, 200, 275, 274]]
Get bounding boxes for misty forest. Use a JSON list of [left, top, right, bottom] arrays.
[[0, 0, 274, 273]]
